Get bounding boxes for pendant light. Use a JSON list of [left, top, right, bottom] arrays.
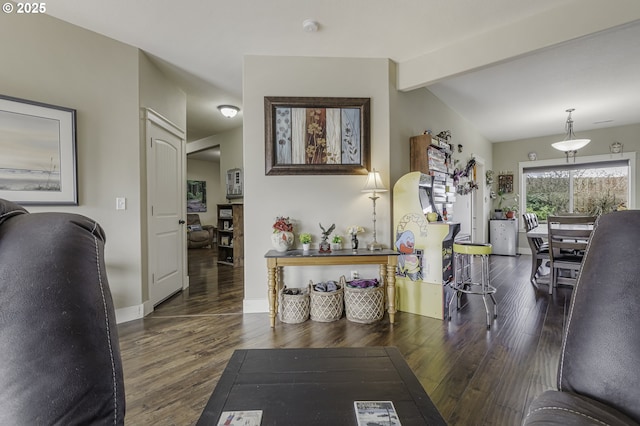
[[551, 108, 591, 162]]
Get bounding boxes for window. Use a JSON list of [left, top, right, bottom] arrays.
[[522, 156, 631, 221]]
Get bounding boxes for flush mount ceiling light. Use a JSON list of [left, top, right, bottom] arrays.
[[551, 108, 591, 162], [217, 105, 240, 118], [302, 19, 319, 32]]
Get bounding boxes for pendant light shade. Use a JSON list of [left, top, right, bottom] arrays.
[[552, 108, 591, 162]]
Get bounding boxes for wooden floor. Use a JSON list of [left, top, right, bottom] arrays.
[[117, 248, 572, 426]]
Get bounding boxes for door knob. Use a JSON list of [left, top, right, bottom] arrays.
[[179, 219, 186, 224]]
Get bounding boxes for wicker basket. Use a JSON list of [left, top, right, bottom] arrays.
[[278, 287, 310, 324], [309, 280, 344, 322], [341, 276, 385, 324]]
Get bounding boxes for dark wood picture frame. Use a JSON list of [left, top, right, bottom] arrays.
[[0, 94, 77, 205], [264, 96, 370, 175], [498, 174, 514, 194]]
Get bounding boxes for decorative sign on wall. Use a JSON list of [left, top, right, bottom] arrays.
[[226, 168, 243, 199], [264, 96, 370, 175], [187, 180, 206, 212], [498, 174, 514, 194]]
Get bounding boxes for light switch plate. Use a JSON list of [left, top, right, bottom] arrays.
[[116, 197, 126, 210]]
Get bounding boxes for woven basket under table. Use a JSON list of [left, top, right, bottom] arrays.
[[309, 281, 344, 322], [278, 287, 310, 324], [342, 276, 385, 324]]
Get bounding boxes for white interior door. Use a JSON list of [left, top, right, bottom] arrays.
[[145, 109, 186, 306]]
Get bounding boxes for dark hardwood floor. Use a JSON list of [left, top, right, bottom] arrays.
[[117, 247, 571, 425]]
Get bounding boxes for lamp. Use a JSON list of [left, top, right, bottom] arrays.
[[362, 169, 388, 250], [551, 108, 591, 162], [217, 105, 240, 118]]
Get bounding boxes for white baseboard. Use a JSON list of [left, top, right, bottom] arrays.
[[115, 304, 144, 324], [116, 298, 269, 322], [243, 298, 269, 313]]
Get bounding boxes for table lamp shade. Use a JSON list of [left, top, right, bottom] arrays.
[[362, 170, 388, 193]]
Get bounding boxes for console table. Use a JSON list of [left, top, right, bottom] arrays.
[[265, 249, 399, 327]]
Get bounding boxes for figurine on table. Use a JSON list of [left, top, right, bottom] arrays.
[[318, 223, 335, 253]]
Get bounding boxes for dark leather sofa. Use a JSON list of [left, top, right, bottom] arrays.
[[523, 210, 640, 425], [0, 199, 125, 425]]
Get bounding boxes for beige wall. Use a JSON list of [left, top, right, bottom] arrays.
[[139, 52, 187, 131], [187, 159, 220, 226], [1, 12, 143, 312], [187, 126, 244, 206], [395, 88, 493, 238], [242, 56, 393, 310], [1, 13, 187, 321], [241, 56, 493, 312]]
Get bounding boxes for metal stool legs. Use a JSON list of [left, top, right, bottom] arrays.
[[448, 243, 497, 329]]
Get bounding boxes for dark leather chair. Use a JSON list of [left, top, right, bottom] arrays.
[[0, 199, 125, 425], [523, 211, 640, 425], [187, 213, 215, 248]]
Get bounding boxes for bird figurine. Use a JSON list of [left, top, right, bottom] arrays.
[[318, 223, 335, 253]]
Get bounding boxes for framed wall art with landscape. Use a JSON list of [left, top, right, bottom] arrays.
[[0, 95, 77, 205], [187, 179, 207, 212], [264, 96, 370, 175]]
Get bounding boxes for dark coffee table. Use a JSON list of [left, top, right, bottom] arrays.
[[197, 347, 446, 425]]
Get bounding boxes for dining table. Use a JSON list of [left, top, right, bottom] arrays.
[[526, 222, 594, 239]]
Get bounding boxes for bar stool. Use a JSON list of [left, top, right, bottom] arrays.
[[448, 242, 497, 329]]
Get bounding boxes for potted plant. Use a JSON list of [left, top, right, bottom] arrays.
[[505, 194, 519, 219], [299, 232, 312, 251], [495, 191, 519, 219], [505, 203, 518, 219], [330, 234, 343, 251]]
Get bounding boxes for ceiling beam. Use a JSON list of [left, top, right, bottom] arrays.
[[397, 0, 640, 91]]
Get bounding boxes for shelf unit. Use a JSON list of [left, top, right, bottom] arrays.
[[410, 134, 456, 221], [217, 204, 244, 267]]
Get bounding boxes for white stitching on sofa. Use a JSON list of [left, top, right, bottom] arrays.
[[558, 219, 600, 390], [93, 231, 119, 425], [526, 406, 610, 425], [0, 209, 25, 220]]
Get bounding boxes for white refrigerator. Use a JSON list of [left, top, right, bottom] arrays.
[[489, 219, 519, 256]]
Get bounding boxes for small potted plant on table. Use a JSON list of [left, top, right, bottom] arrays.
[[330, 235, 343, 251], [299, 233, 312, 251]]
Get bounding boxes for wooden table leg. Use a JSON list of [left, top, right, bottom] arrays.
[[379, 264, 387, 306], [386, 257, 397, 324], [267, 259, 277, 327]]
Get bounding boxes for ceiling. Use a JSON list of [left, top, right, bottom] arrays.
[[43, 1, 640, 143]]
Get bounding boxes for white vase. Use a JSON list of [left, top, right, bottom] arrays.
[[330, 242, 341, 251], [302, 243, 311, 251], [271, 231, 294, 252]]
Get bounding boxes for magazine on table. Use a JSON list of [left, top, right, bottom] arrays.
[[354, 401, 402, 426], [217, 410, 262, 426]]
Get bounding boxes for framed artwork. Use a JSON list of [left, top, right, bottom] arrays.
[[264, 96, 370, 175], [0, 95, 77, 205], [187, 179, 206, 212], [498, 174, 514, 194]]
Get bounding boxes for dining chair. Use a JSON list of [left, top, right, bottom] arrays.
[[547, 215, 597, 294], [523, 213, 549, 285]]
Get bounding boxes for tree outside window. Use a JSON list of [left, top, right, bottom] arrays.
[[524, 163, 628, 221]]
